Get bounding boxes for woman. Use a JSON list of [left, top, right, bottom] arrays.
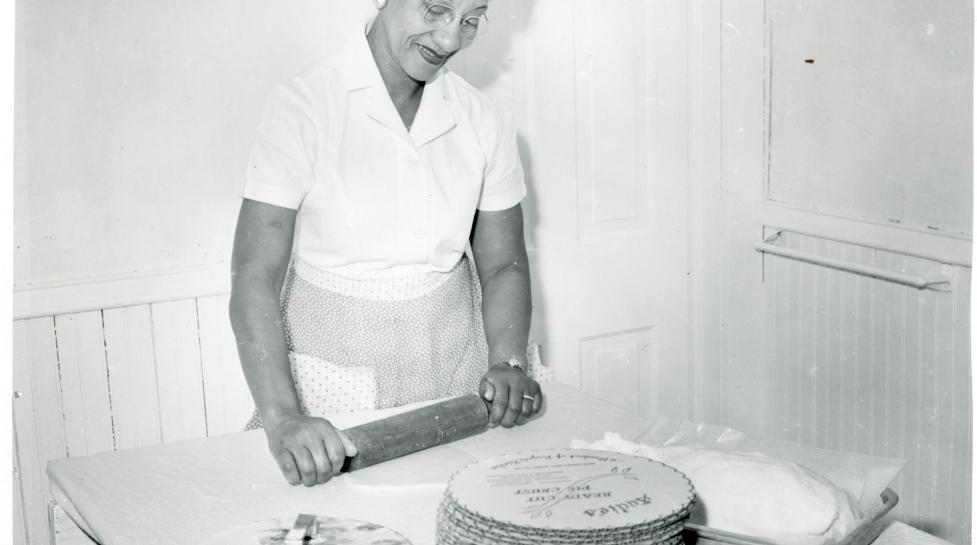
[[229, 0, 543, 488]]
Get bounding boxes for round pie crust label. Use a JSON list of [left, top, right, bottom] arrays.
[[448, 449, 693, 530]]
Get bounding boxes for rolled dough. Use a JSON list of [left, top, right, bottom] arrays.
[[571, 433, 861, 544]]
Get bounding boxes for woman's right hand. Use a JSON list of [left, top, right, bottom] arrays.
[[231, 200, 357, 487], [262, 412, 359, 486]]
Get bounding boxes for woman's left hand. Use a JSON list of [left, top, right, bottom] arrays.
[[479, 362, 543, 428]]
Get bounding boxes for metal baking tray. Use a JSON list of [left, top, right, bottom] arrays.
[[683, 488, 899, 545]]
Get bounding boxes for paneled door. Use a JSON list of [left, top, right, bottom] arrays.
[[453, 0, 694, 419]]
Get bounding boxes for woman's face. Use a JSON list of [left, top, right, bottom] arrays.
[[374, 0, 489, 84]]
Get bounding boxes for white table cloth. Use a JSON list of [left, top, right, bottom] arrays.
[[47, 383, 952, 545]]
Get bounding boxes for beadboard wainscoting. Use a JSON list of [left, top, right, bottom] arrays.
[[758, 230, 972, 543], [12, 265, 254, 545]]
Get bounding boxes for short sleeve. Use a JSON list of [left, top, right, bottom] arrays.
[[476, 99, 527, 211], [243, 80, 318, 209]]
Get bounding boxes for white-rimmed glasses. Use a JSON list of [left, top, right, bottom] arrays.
[[421, 1, 487, 38]]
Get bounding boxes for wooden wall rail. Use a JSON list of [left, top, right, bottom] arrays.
[[13, 263, 232, 321]]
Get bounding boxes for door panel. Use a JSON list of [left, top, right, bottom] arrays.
[[453, 0, 692, 419]]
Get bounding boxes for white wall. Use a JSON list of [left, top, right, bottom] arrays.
[[15, 0, 375, 288], [766, 0, 972, 237]]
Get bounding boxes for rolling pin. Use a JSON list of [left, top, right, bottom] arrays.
[[340, 394, 490, 472]]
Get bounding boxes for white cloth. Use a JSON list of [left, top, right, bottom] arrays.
[[48, 385, 949, 545], [244, 23, 527, 279]]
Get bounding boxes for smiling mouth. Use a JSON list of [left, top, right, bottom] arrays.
[[417, 44, 448, 66]]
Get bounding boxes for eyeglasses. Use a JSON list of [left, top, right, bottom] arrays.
[[421, 1, 487, 38]]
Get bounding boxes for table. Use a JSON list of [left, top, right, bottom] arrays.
[[47, 383, 953, 545]]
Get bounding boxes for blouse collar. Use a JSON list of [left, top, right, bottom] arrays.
[[340, 18, 458, 147]]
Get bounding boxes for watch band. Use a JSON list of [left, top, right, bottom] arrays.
[[494, 356, 525, 371]]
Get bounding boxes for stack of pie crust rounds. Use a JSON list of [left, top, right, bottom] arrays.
[[437, 449, 695, 545]]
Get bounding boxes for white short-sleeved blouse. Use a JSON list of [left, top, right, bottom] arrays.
[[243, 24, 527, 279]]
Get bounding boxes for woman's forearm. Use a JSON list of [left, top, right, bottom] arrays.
[[229, 279, 302, 425], [480, 263, 532, 365]]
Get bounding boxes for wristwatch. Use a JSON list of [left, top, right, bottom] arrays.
[[494, 356, 526, 372]]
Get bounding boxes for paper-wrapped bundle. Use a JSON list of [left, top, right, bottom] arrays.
[[572, 433, 862, 545]]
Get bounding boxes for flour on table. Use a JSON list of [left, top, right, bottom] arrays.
[[571, 433, 861, 545]]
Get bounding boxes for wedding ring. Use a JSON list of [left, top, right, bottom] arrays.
[[522, 394, 535, 401]]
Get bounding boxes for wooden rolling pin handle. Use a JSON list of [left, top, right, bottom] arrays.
[[340, 394, 491, 473]]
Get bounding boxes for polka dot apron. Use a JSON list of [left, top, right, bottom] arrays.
[[245, 254, 550, 430]]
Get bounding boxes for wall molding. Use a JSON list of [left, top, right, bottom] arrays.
[[763, 204, 973, 268], [13, 263, 232, 320], [686, 0, 723, 424], [12, 249, 546, 320]]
